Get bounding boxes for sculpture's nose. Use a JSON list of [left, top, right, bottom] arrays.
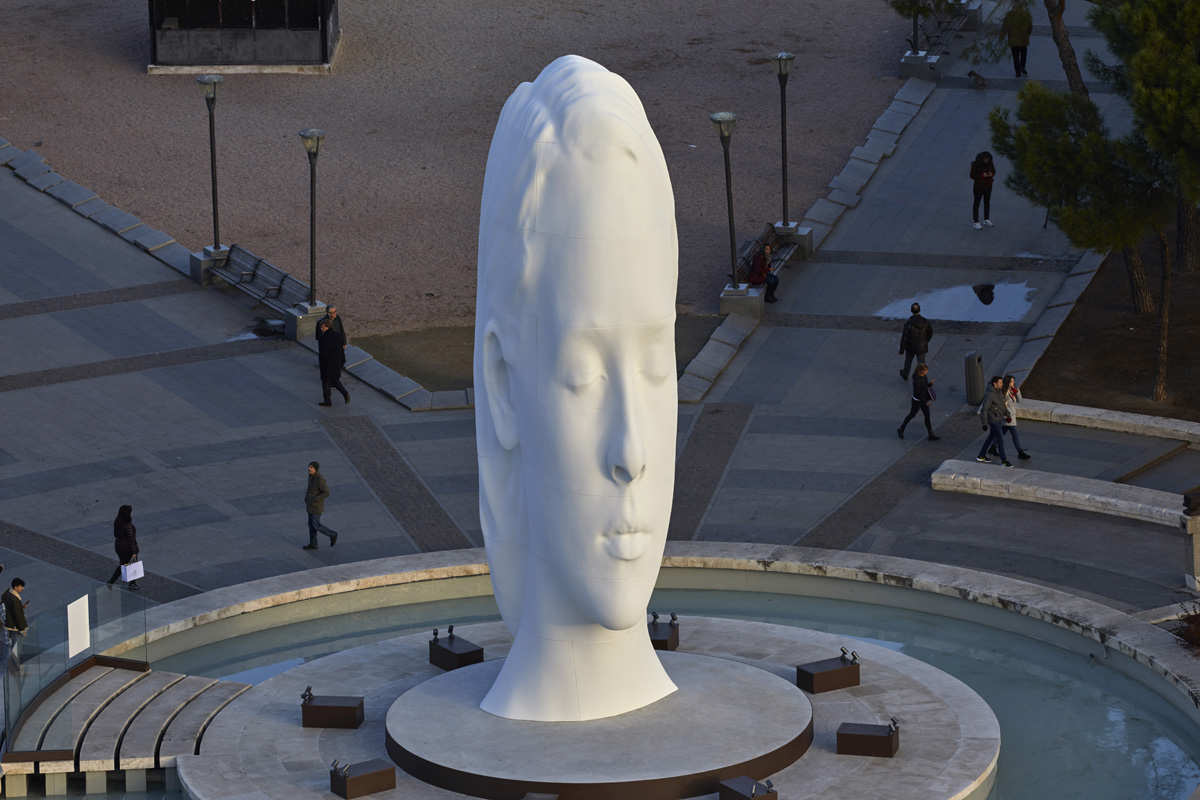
[[608, 381, 647, 486]]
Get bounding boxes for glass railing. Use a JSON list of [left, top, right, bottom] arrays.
[[2, 583, 151, 752]]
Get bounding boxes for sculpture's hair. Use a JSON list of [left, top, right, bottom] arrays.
[[473, 55, 675, 631]]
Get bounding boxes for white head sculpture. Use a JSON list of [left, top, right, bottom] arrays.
[[474, 55, 679, 722]]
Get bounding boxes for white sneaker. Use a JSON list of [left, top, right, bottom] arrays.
[[983, 219, 993, 227], [972, 222, 983, 230]]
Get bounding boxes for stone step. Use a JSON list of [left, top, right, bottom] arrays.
[[39, 669, 148, 773], [9, 667, 113, 753], [118, 675, 219, 770], [157, 681, 251, 767], [77, 671, 187, 772]]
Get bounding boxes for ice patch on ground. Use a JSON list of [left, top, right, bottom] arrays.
[[225, 332, 261, 342], [876, 282, 1035, 322]]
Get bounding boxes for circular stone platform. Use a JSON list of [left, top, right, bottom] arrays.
[[385, 652, 813, 799], [182, 617, 1000, 800]]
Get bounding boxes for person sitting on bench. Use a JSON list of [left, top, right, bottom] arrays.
[[747, 243, 779, 303]]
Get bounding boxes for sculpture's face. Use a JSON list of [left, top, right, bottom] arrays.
[[514, 232, 677, 632]]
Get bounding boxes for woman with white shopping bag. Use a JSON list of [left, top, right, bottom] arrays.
[[106, 505, 141, 591]]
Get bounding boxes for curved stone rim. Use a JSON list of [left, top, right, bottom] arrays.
[[100, 542, 1200, 733]]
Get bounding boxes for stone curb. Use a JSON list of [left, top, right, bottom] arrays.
[[1001, 249, 1104, 384], [678, 314, 758, 403], [0, 135, 471, 415], [797, 77, 936, 253], [931, 458, 1197, 535], [93, 543, 1200, 735], [1019, 398, 1200, 444]]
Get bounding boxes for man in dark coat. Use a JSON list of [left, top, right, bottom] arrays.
[[303, 461, 339, 550], [899, 302, 933, 380], [317, 318, 350, 407], [2, 578, 29, 645]]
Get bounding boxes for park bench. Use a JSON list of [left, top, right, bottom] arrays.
[[918, 6, 968, 56], [733, 223, 800, 287], [209, 244, 312, 316]]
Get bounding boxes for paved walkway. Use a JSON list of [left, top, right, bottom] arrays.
[[0, 1, 1193, 629]]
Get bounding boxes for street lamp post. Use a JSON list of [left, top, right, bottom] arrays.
[[775, 52, 795, 229], [298, 129, 326, 306], [197, 75, 224, 252], [710, 111, 738, 287]]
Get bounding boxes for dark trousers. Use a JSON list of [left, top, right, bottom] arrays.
[[978, 421, 1008, 461], [1003, 424, 1025, 452], [900, 399, 933, 434], [901, 349, 926, 378], [321, 367, 349, 404], [764, 272, 779, 301], [308, 513, 338, 546], [972, 187, 992, 222], [969, 188, 988, 221], [1010, 46, 1028, 75]]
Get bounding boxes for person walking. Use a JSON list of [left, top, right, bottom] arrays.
[[106, 505, 141, 590], [970, 152, 996, 230], [303, 461, 339, 550], [977, 376, 1013, 466], [898, 302, 933, 380], [2, 578, 29, 652], [1003, 1, 1033, 77], [897, 364, 941, 441], [990, 375, 1031, 460], [317, 318, 350, 407]]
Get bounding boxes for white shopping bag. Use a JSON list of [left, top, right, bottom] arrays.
[[121, 560, 145, 582]]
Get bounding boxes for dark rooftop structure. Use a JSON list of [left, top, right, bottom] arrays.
[[148, 0, 341, 70]]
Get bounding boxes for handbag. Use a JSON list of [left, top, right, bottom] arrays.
[[121, 560, 145, 582]]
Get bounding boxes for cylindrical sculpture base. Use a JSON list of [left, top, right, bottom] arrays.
[[385, 652, 814, 799]]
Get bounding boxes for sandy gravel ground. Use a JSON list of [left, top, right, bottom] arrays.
[[1, 1, 902, 334]]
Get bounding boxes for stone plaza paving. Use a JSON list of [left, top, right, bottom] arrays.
[[0, 0, 1194, 641]]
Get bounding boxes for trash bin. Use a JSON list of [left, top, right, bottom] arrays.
[[964, 352, 985, 406]]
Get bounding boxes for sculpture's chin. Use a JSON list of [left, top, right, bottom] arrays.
[[589, 595, 651, 632]]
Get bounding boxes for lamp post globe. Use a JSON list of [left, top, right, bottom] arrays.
[[299, 129, 326, 306], [197, 74, 224, 251], [709, 112, 738, 287]]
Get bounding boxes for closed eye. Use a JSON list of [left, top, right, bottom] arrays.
[[563, 367, 604, 391], [641, 364, 673, 384]]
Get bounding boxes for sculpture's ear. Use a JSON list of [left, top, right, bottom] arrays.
[[482, 321, 519, 450]]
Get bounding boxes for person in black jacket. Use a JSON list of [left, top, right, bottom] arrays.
[[970, 152, 996, 230], [2, 578, 29, 641], [897, 364, 940, 441], [106, 505, 141, 590], [317, 319, 350, 407], [899, 302, 933, 379]]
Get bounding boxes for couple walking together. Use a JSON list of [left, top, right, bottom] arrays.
[[977, 375, 1031, 466]]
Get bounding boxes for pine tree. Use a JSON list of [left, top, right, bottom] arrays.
[[991, 83, 1175, 398], [1089, 0, 1200, 272]]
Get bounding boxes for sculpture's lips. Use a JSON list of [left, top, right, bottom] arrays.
[[604, 530, 649, 561]]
